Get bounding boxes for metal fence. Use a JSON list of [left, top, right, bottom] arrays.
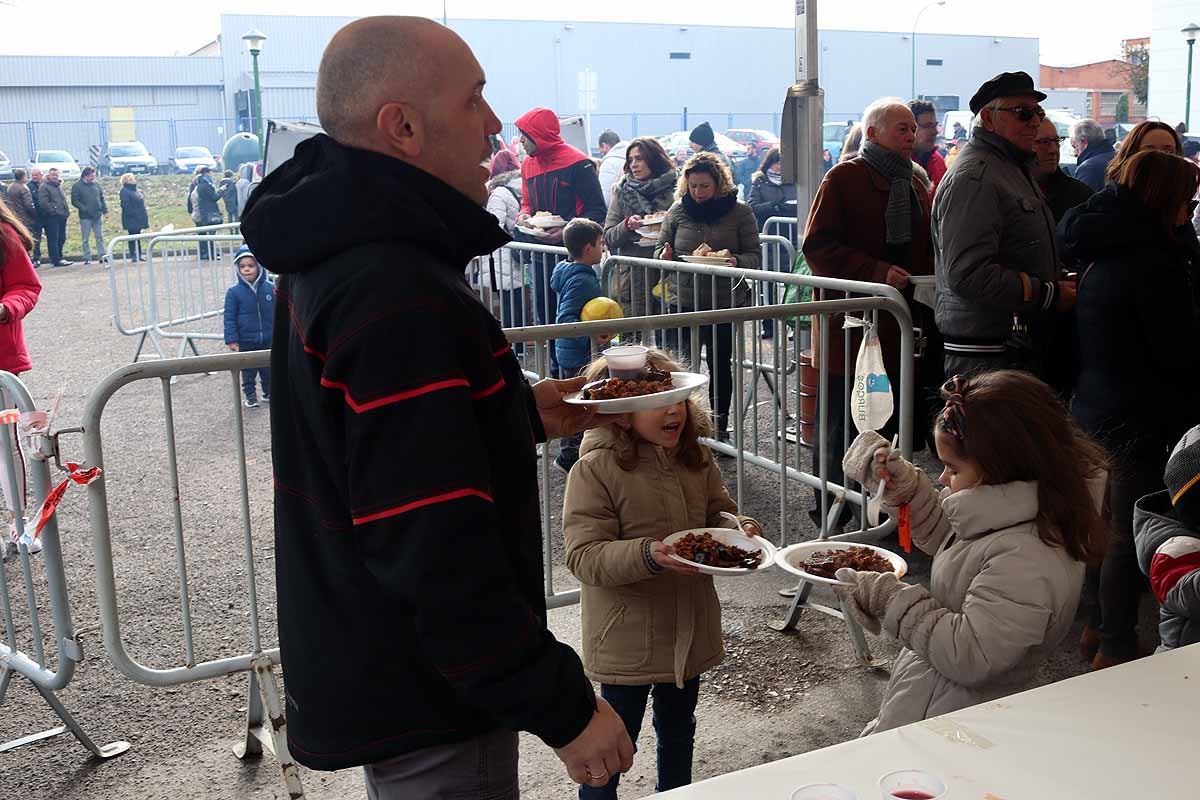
[[82, 354, 301, 794], [106, 224, 245, 361], [0, 372, 128, 758], [0, 118, 281, 173]]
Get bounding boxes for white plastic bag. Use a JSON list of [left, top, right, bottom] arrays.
[[848, 318, 894, 434]]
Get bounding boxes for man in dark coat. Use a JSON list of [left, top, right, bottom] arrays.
[[239, 16, 632, 798], [1070, 118, 1116, 192], [688, 121, 731, 170]]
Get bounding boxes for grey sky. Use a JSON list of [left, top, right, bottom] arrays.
[[2, 1, 1149, 66]]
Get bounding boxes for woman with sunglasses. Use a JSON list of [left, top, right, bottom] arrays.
[[1059, 150, 1200, 669]]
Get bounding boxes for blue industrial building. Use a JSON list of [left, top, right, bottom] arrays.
[[0, 14, 1038, 167]]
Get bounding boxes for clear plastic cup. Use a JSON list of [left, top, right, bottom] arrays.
[[878, 769, 947, 799], [790, 783, 858, 800], [603, 345, 649, 379]]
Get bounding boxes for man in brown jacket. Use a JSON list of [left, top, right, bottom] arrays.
[[801, 97, 937, 528], [5, 169, 38, 253]]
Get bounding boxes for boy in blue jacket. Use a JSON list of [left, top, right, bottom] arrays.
[[549, 218, 605, 473], [224, 244, 274, 408]]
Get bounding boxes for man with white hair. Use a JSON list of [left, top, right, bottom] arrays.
[[802, 97, 938, 528], [932, 71, 1074, 381], [1070, 117, 1115, 192]]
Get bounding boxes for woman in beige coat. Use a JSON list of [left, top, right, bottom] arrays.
[[564, 350, 760, 798], [836, 371, 1107, 734]]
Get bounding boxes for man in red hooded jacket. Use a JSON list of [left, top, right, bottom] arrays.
[[514, 108, 606, 376]]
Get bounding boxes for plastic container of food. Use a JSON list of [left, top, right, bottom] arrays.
[[603, 345, 649, 379]]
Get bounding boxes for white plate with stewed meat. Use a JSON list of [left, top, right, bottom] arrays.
[[663, 528, 777, 576], [775, 541, 907, 587], [563, 371, 708, 414]]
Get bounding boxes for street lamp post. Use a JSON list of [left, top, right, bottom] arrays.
[[912, 0, 946, 101], [1184, 23, 1199, 131], [242, 29, 268, 159]]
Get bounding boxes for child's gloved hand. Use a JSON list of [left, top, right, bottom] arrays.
[[842, 431, 891, 493], [832, 567, 904, 635], [842, 431, 920, 504]]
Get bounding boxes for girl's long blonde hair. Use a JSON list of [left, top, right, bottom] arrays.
[[583, 349, 714, 472]]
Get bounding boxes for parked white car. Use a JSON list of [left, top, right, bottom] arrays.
[[30, 150, 82, 180], [0, 149, 12, 179], [170, 145, 217, 174], [1045, 108, 1082, 173]]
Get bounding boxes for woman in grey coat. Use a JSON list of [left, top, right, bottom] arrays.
[[602, 137, 677, 320], [836, 371, 1107, 733]]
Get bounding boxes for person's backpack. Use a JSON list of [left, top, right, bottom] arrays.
[[189, 185, 202, 224]]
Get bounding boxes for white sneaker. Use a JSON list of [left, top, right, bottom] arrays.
[[19, 534, 42, 555]]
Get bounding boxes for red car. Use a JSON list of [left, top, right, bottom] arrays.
[[725, 128, 780, 158]]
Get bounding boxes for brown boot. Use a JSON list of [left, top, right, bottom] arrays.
[[1079, 626, 1101, 662]]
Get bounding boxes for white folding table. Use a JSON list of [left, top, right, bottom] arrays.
[[651, 644, 1199, 799]]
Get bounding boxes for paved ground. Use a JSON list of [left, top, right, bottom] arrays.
[[0, 260, 1159, 799]]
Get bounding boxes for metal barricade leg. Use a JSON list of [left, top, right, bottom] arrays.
[[234, 654, 305, 799], [0, 681, 132, 758]]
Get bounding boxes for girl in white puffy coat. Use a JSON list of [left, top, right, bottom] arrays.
[[837, 370, 1108, 734]]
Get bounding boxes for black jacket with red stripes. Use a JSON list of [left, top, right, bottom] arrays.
[[240, 135, 596, 771]]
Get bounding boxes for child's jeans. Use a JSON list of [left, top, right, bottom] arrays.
[[239, 343, 271, 401], [578, 677, 700, 800]]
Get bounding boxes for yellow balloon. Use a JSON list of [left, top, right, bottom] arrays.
[[580, 296, 624, 322]]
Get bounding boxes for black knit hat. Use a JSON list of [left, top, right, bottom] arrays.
[[969, 71, 1047, 115], [690, 122, 715, 148], [1166, 425, 1200, 526]]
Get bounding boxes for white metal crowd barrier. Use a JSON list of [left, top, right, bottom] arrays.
[[82, 355, 301, 796], [0, 371, 128, 758], [106, 223, 244, 363]]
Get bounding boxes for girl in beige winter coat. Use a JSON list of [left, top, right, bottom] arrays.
[[837, 370, 1107, 734], [563, 350, 760, 799]]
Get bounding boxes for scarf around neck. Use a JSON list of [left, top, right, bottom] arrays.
[[681, 191, 738, 224], [860, 140, 914, 246], [616, 170, 678, 216]]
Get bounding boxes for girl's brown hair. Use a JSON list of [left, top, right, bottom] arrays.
[[936, 370, 1108, 564], [675, 151, 736, 200], [583, 349, 714, 472], [1105, 121, 1183, 182], [623, 137, 674, 179], [1114, 150, 1200, 231], [0, 196, 34, 266]]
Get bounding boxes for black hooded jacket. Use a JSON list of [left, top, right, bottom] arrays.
[[1058, 183, 1200, 447], [240, 134, 595, 771]]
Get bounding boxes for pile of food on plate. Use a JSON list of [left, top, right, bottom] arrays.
[[801, 546, 893, 579], [582, 364, 674, 401], [693, 243, 733, 259], [673, 531, 761, 569]]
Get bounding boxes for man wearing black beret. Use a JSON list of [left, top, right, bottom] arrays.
[[932, 70, 1076, 381]]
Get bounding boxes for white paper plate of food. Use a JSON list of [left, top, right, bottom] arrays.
[[775, 541, 907, 587], [636, 226, 662, 237], [680, 254, 735, 266], [564, 370, 708, 414], [663, 528, 777, 576], [516, 225, 553, 238], [640, 212, 668, 226], [526, 213, 567, 229], [637, 238, 659, 247]]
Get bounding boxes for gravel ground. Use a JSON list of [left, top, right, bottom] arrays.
[[0, 261, 1158, 799]]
